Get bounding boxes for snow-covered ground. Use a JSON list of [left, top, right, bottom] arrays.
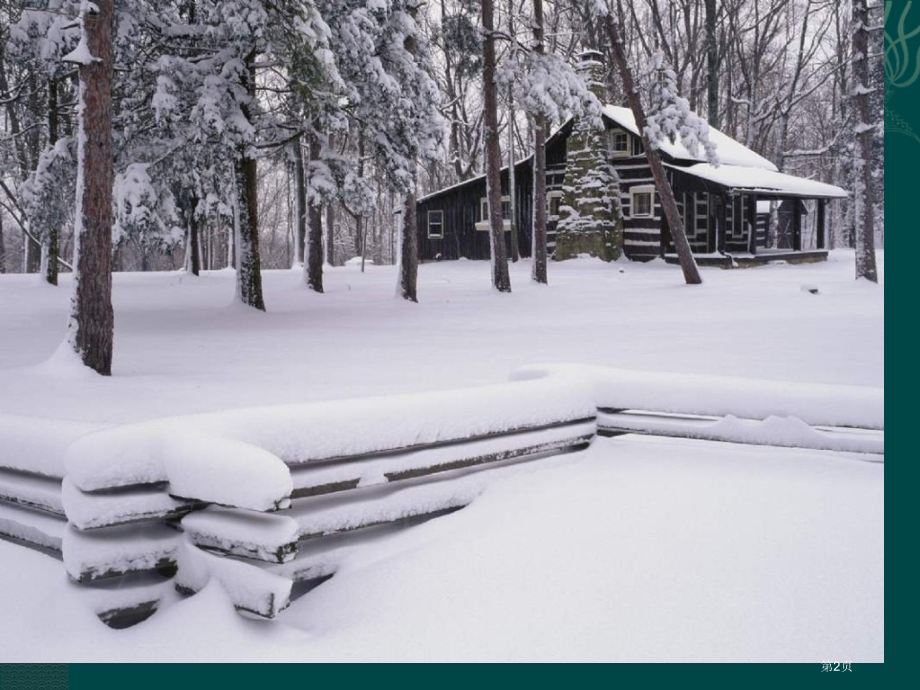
[[0, 251, 883, 661], [0, 251, 883, 423]]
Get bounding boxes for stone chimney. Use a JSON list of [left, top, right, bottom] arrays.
[[576, 49, 607, 101], [554, 49, 623, 262]]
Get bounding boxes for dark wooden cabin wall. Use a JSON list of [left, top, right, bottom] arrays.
[[615, 159, 660, 261], [417, 130, 568, 262], [416, 120, 813, 264]]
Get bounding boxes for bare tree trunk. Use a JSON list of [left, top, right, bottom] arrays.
[[325, 135, 336, 266], [0, 209, 6, 273], [234, 49, 265, 310], [481, 0, 511, 293], [398, 7, 421, 302], [507, 87, 519, 263], [852, 0, 877, 282], [604, 9, 702, 285], [67, 0, 115, 374], [507, 0, 519, 263], [185, 193, 200, 276], [306, 133, 324, 292], [25, 227, 42, 273], [358, 131, 368, 273], [705, 0, 719, 128], [292, 136, 306, 267], [226, 210, 234, 269], [398, 188, 418, 301], [325, 203, 336, 266], [44, 77, 60, 285], [531, 0, 548, 284]]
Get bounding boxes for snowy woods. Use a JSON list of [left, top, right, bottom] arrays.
[[0, 0, 887, 661], [0, 0, 885, 367]]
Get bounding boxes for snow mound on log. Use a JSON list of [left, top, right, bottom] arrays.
[[65, 377, 594, 496], [0, 412, 98, 478]]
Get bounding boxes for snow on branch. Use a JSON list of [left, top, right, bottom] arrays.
[[61, 34, 99, 65], [498, 51, 602, 126], [644, 51, 719, 167]]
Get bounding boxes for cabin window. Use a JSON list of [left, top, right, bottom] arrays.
[[632, 136, 645, 156], [427, 210, 444, 239], [480, 196, 511, 221], [477, 196, 512, 231], [631, 185, 655, 218], [607, 129, 630, 158], [547, 191, 564, 219]]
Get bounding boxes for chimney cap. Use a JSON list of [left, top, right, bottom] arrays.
[[576, 48, 605, 64]]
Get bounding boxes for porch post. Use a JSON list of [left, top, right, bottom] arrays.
[[660, 200, 671, 258], [718, 192, 728, 252], [747, 194, 758, 255], [816, 199, 826, 250], [707, 195, 716, 253], [734, 195, 742, 247], [792, 199, 802, 251]]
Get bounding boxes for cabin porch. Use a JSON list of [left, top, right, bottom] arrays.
[[663, 248, 829, 268], [660, 162, 847, 267]]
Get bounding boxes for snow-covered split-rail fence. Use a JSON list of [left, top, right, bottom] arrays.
[[512, 365, 884, 456], [1, 365, 882, 627], [37, 377, 595, 624]]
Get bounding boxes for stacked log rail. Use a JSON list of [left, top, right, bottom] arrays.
[[512, 365, 884, 458], [59, 479, 199, 627], [0, 416, 172, 627], [64, 378, 597, 621], [0, 468, 66, 556], [4, 366, 883, 627], [175, 420, 596, 617]]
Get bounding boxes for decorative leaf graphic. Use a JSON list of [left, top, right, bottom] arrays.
[[884, 2, 920, 144], [885, 82, 920, 143]]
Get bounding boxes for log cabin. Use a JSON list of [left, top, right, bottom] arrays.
[[416, 53, 847, 268]]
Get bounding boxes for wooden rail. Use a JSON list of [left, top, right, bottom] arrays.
[[1, 367, 883, 627], [174, 418, 595, 618]]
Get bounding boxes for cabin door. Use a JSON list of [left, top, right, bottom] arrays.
[[775, 200, 794, 249]]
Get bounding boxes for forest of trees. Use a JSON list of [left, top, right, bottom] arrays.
[[0, 1, 886, 370]]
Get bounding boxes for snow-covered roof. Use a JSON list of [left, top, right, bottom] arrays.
[[418, 174, 486, 203], [669, 163, 848, 199], [420, 108, 844, 204], [602, 105, 778, 171]]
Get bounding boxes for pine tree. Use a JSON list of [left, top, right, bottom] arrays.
[[64, 0, 115, 374], [7, 1, 82, 284]]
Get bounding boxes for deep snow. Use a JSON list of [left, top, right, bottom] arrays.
[[0, 251, 883, 662], [0, 438, 883, 662], [0, 251, 883, 425]]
